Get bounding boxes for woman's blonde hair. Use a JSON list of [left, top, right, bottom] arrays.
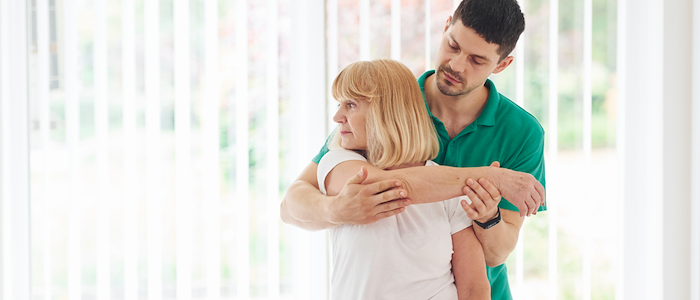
[[330, 59, 439, 169]]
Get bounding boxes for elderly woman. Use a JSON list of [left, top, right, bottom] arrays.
[[318, 59, 499, 300]]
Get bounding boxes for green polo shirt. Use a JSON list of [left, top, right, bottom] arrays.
[[312, 70, 546, 300]]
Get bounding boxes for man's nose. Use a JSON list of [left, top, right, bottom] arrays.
[[449, 55, 467, 74]]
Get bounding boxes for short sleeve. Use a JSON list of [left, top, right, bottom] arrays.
[[317, 149, 367, 195], [444, 196, 473, 235]]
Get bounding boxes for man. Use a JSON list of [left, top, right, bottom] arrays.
[[280, 0, 546, 299]]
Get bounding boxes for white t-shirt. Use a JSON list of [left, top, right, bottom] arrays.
[[318, 149, 473, 300]]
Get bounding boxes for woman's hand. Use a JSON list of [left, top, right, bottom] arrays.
[[459, 175, 502, 224]]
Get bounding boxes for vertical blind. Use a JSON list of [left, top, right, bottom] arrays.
[[0, 0, 620, 299]]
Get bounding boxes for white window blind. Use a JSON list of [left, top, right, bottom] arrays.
[[0, 0, 641, 299]]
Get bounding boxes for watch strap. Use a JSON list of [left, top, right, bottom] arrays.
[[473, 207, 501, 229]]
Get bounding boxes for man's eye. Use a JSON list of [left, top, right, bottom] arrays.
[[472, 58, 482, 65]]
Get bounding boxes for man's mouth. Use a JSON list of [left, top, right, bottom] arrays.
[[442, 71, 461, 84]]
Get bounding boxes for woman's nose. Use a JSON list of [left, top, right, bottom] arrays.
[[332, 109, 344, 123]]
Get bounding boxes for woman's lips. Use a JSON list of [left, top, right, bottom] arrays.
[[340, 131, 351, 135]]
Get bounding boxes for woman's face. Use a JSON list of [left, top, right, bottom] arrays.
[[333, 98, 370, 150]]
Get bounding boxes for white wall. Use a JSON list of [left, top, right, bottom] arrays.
[[0, 1, 31, 300], [289, 1, 330, 299], [619, 0, 696, 298]]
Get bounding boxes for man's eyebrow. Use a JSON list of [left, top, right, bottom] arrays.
[[448, 33, 491, 62], [472, 54, 490, 62], [447, 33, 460, 48]]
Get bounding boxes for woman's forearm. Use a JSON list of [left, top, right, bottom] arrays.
[[368, 165, 498, 204]]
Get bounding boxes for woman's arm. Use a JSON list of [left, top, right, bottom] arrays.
[[281, 162, 410, 229], [452, 226, 490, 300], [324, 159, 489, 204], [324, 158, 542, 216]]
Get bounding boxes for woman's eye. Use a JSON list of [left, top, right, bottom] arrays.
[[347, 102, 356, 108]]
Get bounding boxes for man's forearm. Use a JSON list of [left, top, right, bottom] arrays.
[[472, 209, 523, 267], [280, 179, 337, 231]]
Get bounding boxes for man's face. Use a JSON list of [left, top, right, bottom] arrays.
[[434, 18, 511, 97]]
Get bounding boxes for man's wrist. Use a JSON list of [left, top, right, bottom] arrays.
[[475, 207, 500, 224], [323, 195, 342, 225], [474, 207, 501, 229]]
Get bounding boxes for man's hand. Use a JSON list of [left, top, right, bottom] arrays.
[[460, 177, 502, 223], [325, 167, 411, 225], [492, 161, 545, 217]]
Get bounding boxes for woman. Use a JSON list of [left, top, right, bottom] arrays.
[[318, 59, 499, 300]]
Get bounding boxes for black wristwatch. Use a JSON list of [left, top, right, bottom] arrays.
[[473, 207, 501, 229]]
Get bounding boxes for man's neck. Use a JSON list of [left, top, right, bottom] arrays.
[[425, 73, 490, 138]]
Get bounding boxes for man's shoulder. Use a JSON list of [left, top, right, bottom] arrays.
[[495, 94, 544, 137]]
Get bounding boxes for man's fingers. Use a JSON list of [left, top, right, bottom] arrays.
[[346, 166, 368, 185], [376, 188, 408, 204], [461, 200, 479, 220], [464, 186, 486, 212], [490, 161, 500, 168], [467, 178, 493, 205], [374, 206, 406, 221], [373, 199, 409, 216], [366, 179, 402, 195], [478, 178, 501, 200]]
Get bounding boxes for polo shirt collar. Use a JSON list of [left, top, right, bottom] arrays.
[[418, 70, 501, 127], [478, 78, 500, 127]]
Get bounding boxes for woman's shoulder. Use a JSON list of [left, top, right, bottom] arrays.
[[317, 149, 368, 195], [323, 149, 368, 163]]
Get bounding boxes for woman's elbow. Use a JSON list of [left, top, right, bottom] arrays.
[[460, 281, 491, 300]]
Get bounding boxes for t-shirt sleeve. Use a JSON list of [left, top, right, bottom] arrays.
[[498, 124, 547, 212], [445, 196, 473, 235], [317, 149, 367, 195], [312, 129, 337, 164]]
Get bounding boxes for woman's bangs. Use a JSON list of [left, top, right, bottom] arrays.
[[332, 63, 376, 102]]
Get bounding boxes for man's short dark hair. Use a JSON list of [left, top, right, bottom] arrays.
[[451, 0, 525, 61]]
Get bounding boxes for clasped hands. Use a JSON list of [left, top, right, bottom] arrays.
[[324, 162, 545, 226]]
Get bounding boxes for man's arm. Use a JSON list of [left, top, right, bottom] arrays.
[[473, 208, 524, 267], [456, 174, 523, 267], [281, 159, 544, 231], [466, 130, 546, 266]]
